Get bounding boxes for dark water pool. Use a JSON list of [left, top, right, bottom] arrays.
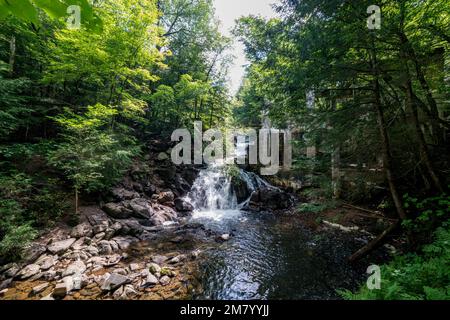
[[191, 210, 368, 300]]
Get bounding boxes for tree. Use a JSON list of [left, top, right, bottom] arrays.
[[49, 104, 137, 213]]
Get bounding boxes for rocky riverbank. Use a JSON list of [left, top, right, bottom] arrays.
[[0, 139, 297, 301]]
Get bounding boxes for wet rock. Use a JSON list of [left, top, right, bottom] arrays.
[[40, 294, 54, 300], [47, 238, 76, 255], [217, 234, 230, 242], [52, 283, 67, 299], [160, 275, 171, 286], [32, 283, 49, 295], [150, 204, 178, 226], [174, 198, 194, 212], [17, 264, 40, 280], [71, 223, 93, 239], [101, 273, 130, 292], [0, 288, 8, 297], [62, 260, 86, 277], [103, 203, 132, 219], [248, 187, 293, 211]]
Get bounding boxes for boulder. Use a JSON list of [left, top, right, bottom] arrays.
[[101, 273, 130, 292], [174, 198, 194, 212], [103, 203, 132, 219], [17, 264, 40, 280], [156, 191, 175, 204], [23, 243, 47, 264], [47, 238, 76, 255], [112, 236, 136, 251], [248, 187, 293, 211], [127, 198, 154, 219], [160, 275, 171, 286], [52, 283, 67, 299], [35, 255, 57, 271], [98, 241, 113, 255], [150, 204, 178, 226], [71, 223, 93, 238], [111, 187, 139, 201], [62, 260, 86, 277], [143, 273, 158, 287], [148, 263, 161, 274]]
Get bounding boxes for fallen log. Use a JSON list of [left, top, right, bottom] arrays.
[[342, 203, 397, 222], [348, 220, 400, 263]]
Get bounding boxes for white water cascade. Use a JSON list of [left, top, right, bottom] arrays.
[[184, 163, 278, 222]]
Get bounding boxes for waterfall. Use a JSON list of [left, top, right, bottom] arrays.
[[184, 163, 279, 219], [184, 164, 239, 211]]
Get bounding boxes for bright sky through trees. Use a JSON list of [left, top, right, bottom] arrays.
[[213, 0, 277, 94]]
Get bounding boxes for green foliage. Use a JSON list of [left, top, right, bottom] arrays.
[[0, 0, 102, 31], [298, 202, 334, 214], [341, 221, 450, 300], [49, 104, 138, 194], [0, 199, 37, 262], [402, 192, 450, 233]]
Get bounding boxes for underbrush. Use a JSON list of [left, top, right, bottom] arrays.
[[341, 221, 450, 300]]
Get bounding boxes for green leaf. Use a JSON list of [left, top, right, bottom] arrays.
[[1, 0, 39, 24], [32, 0, 67, 19]]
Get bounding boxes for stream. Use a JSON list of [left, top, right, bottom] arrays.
[[183, 164, 367, 300]]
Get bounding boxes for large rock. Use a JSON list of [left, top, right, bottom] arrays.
[[174, 198, 194, 212], [101, 273, 130, 292], [112, 236, 136, 250], [150, 204, 178, 226], [248, 187, 293, 211], [103, 203, 132, 219], [23, 243, 47, 264], [17, 264, 40, 280], [143, 273, 158, 287], [62, 260, 86, 277], [156, 191, 175, 204], [35, 255, 57, 271], [47, 238, 76, 255], [71, 223, 93, 238], [111, 187, 140, 201], [127, 198, 154, 219], [52, 283, 67, 299]]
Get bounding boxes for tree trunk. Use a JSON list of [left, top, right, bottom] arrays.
[[349, 220, 399, 263], [399, 31, 444, 145], [399, 35, 444, 193], [9, 36, 16, 76], [75, 188, 79, 214], [404, 76, 443, 193], [369, 36, 407, 221]]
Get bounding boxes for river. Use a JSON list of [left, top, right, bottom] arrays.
[[183, 164, 367, 300]]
